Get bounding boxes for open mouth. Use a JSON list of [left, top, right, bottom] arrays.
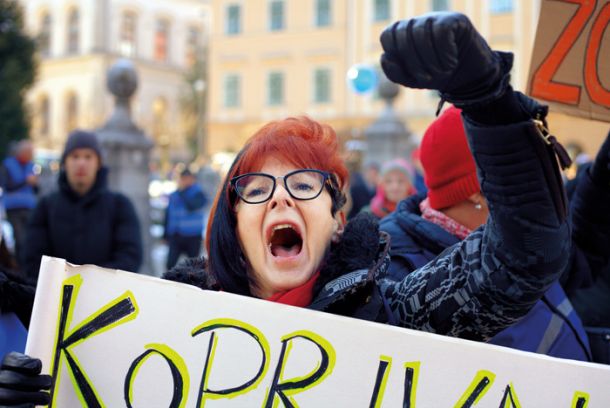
[[268, 224, 303, 258]]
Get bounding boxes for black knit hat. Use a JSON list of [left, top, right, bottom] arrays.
[[61, 130, 102, 164]]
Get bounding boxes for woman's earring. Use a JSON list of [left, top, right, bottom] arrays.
[[474, 203, 482, 210]]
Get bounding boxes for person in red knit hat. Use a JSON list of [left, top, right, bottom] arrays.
[[381, 106, 591, 361], [419, 106, 487, 233]]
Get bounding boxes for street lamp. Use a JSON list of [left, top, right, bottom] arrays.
[[193, 79, 206, 161]]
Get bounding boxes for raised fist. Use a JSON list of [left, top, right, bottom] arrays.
[[380, 12, 513, 107]]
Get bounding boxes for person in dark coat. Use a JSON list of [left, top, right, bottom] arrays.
[[23, 130, 142, 278], [565, 155, 610, 290], [562, 132, 610, 363], [164, 168, 207, 271], [0, 12, 575, 405], [0, 141, 38, 268], [380, 106, 591, 361]]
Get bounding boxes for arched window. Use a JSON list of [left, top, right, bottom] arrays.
[[154, 19, 170, 62], [120, 11, 137, 57], [67, 8, 79, 54], [65, 93, 78, 132], [39, 96, 50, 137], [39, 12, 52, 57]]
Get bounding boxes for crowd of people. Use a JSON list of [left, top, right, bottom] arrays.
[[0, 10, 609, 406]]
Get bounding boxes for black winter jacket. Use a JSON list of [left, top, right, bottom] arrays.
[[24, 168, 142, 277], [379, 193, 590, 360], [166, 96, 571, 342], [565, 163, 610, 326]]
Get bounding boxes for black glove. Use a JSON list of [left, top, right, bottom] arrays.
[[380, 12, 513, 108], [590, 130, 610, 186], [0, 352, 52, 407]]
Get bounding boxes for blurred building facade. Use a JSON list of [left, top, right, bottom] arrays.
[[20, 0, 210, 165], [207, 0, 608, 159]]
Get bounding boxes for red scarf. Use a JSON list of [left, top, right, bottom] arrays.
[[419, 198, 472, 240], [266, 271, 320, 307]]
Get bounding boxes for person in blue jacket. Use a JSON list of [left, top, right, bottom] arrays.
[[0, 141, 38, 268], [164, 168, 208, 270], [380, 106, 591, 361]]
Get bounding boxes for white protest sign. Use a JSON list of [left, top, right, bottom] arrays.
[[27, 257, 610, 407]]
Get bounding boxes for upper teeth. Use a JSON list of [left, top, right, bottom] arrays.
[[273, 224, 294, 231]]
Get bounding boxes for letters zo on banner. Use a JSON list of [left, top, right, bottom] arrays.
[[528, 0, 610, 122], [26, 257, 610, 407]]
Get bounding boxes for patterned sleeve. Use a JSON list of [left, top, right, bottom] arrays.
[[380, 113, 571, 341]]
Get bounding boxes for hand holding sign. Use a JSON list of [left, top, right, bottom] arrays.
[[379, 12, 513, 108], [0, 352, 51, 406]]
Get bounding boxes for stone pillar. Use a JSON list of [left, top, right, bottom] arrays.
[[363, 73, 415, 166], [96, 59, 154, 274]]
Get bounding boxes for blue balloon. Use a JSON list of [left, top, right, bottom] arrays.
[[347, 64, 378, 94]]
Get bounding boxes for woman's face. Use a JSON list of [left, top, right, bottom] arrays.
[[234, 158, 340, 298], [382, 169, 411, 204]]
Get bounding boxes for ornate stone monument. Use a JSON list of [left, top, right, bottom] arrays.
[[97, 59, 154, 274], [363, 73, 415, 165]]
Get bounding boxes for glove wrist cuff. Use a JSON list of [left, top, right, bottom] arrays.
[[441, 51, 514, 109]]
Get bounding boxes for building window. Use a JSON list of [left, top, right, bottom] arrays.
[[313, 68, 331, 103], [373, 0, 390, 22], [226, 4, 241, 35], [65, 93, 78, 132], [490, 0, 513, 14], [154, 19, 170, 62], [269, 0, 285, 31], [224, 74, 241, 108], [120, 12, 137, 57], [39, 96, 50, 136], [431, 0, 449, 11], [267, 72, 284, 106], [186, 27, 200, 67], [67, 9, 79, 54], [315, 0, 331, 27], [39, 12, 52, 57]]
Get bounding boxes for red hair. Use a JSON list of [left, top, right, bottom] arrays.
[[231, 116, 347, 187], [205, 116, 348, 254]]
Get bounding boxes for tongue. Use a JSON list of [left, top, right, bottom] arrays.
[[272, 244, 300, 258]]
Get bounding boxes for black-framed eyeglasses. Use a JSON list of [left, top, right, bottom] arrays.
[[231, 169, 331, 204]]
